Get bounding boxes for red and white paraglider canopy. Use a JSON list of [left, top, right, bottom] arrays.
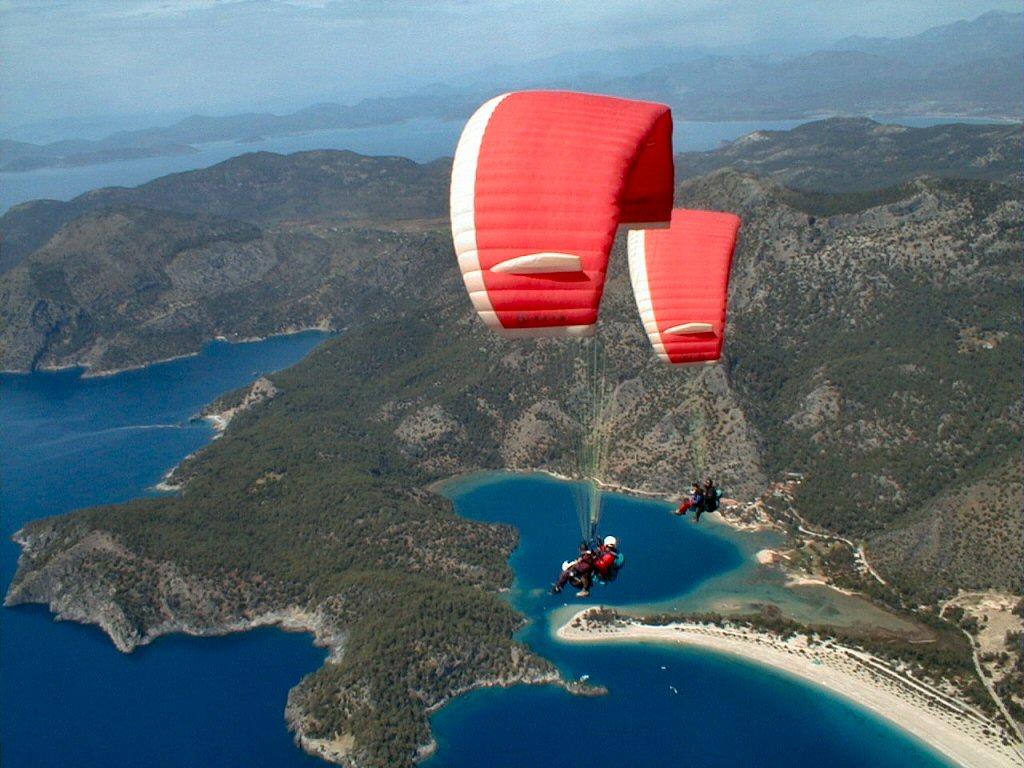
[[627, 209, 741, 365], [450, 90, 675, 337]]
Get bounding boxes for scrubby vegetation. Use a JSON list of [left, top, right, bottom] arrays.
[[718, 175, 1023, 603]]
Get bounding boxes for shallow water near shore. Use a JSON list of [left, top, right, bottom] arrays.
[[428, 473, 955, 768]]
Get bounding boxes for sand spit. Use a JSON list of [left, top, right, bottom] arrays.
[[558, 609, 1022, 768]]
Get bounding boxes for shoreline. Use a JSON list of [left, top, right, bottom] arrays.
[[556, 609, 1022, 768], [0, 325, 335, 380]]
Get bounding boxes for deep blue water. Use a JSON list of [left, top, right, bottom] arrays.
[[425, 474, 956, 768], [1, 333, 331, 768]]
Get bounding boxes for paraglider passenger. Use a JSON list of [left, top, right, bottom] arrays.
[[551, 545, 596, 597], [593, 535, 623, 583], [674, 483, 703, 516]]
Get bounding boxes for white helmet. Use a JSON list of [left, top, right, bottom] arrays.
[[603, 535, 617, 548]]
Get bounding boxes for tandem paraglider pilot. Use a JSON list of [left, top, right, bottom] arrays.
[[552, 536, 623, 598], [698, 478, 721, 522]]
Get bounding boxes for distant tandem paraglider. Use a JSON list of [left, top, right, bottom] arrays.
[[449, 90, 741, 593], [674, 478, 723, 522]]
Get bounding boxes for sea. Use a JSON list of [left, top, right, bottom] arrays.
[[1, 337, 956, 768], [1, 334, 333, 768], [1, 116, 975, 766]]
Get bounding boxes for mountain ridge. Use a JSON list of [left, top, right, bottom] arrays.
[[0, 149, 450, 273], [2, 10, 1019, 171], [2, 117, 1019, 276]]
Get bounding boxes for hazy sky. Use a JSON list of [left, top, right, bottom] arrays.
[[1, 1, 1019, 133]]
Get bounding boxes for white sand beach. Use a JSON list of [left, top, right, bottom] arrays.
[[557, 609, 1022, 768]]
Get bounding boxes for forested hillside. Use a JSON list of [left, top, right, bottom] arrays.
[[676, 171, 1022, 601], [0, 149, 450, 271]]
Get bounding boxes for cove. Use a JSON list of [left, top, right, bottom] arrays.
[[1, 336, 957, 767], [426, 473, 955, 768]]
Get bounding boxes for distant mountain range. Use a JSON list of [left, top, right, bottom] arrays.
[[1, 10, 1020, 172], [2, 118, 1019, 277]]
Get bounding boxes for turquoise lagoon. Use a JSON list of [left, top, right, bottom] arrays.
[[426, 473, 956, 768]]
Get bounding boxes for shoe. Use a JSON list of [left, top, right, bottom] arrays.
[[576, 590, 591, 598], [551, 585, 562, 594]]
